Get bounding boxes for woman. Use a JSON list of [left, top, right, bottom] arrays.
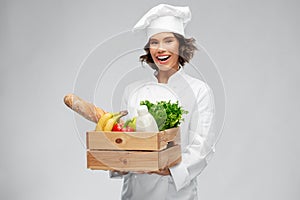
[[113, 4, 216, 200]]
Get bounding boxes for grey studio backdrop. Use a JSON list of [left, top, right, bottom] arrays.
[[0, 0, 299, 200]]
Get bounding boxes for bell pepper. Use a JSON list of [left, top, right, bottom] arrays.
[[112, 122, 124, 132], [112, 121, 135, 132]]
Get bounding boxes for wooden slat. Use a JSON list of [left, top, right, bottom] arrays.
[[87, 131, 159, 150], [87, 127, 180, 151], [87, 145, 181, 171]]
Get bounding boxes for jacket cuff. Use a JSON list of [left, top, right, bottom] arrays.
[[169, 163, 190, 191]]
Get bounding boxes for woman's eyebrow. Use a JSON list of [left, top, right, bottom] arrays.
[[163, 36, 176, 40], [149, 38, 159, 42], [150, 36, 175, 41]]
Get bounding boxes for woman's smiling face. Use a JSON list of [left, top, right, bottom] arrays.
[[149, 32, 180, 71]]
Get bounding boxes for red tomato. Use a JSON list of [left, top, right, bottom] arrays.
[[112, 123, 123, 132]]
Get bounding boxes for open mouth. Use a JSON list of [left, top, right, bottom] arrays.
[[156, 55, 171, 62]]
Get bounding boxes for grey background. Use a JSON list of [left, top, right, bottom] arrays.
[[1, 0, 299, 200]]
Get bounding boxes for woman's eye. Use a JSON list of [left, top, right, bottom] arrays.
[[150, 41, 158, 45], [166, 40, 173, 43]]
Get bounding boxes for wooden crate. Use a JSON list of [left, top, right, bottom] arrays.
[[86, 127, 181, 171]]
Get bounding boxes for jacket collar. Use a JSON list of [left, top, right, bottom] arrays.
[[152, 66, 185, 86]]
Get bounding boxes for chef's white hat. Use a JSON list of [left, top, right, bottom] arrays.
[[133, 4, 191, 40]]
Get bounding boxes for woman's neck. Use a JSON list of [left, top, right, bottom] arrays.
[[156, 67, 179, 84]]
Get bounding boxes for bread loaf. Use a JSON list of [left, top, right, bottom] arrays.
[[64, 94, 106, 123]]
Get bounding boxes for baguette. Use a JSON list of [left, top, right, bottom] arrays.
[[64, 93, 106, 123]]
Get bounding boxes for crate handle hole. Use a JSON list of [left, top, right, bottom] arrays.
[[167, 141, 175, 148], [115, 138, 123, 144]]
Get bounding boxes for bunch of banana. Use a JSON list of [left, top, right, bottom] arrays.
[[95, 110, 128, 131]]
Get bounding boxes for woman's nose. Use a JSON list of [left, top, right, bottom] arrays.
[[157, 44, 166, 53]]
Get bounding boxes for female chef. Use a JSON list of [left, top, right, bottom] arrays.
[[112, 4, 216, 200]]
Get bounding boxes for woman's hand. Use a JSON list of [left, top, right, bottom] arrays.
[[111, 168, 171, 176], [147, 168, 171, 176]]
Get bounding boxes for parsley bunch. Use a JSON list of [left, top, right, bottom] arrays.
[[140, 100, 188, 131]]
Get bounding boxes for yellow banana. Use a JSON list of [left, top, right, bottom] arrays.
[[103, 114, 122, 131], [95, 110, 129, 131], [95, 112, 113, 131]]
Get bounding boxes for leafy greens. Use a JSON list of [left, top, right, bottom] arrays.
[[140, 100, 188, 131]]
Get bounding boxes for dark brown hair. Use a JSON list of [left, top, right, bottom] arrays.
[[139, 33, 197, 70]]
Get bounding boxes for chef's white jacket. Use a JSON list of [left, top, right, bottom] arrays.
[[111, 67, 216, 200]]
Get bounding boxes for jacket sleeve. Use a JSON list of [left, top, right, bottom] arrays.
[[169, 85, 216, 191]]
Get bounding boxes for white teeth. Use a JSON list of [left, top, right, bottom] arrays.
[[157, 55, 170, 61], [157, 56, 169, 59]]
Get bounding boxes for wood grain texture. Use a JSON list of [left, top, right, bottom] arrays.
[[87, 145, 181, 171], [87, 127, 180, 151]]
